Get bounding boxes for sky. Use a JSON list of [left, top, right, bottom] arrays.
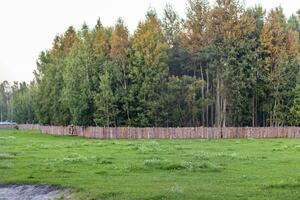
[[0, 0, 300, 83]]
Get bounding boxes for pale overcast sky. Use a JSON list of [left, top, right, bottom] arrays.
[[0, 0, 300, 83]]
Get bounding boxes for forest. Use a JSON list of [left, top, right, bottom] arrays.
[[1, 0, 300, 127]]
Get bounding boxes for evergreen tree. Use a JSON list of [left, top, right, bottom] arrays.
[[128, 10, 168, 126]]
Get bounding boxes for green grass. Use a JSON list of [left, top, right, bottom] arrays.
[[0, 129, 300, 200]]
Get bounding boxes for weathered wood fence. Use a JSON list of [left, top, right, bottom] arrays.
[[0, 124, 18, 129], [1, 124, 299, 139]]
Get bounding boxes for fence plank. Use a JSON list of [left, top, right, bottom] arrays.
[[2, 124, 300, 139]]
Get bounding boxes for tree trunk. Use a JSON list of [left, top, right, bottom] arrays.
[[107, 104, 109, 128], [211, 80, 214, 127], [273, 98, 277, 127], [216, 76, 221, 127], [206, 69, 209, 127], [192, 93, 196, 127], [200, 66, 205, 126], [222, 97, 226, 128], [252, 95, 255, 127]]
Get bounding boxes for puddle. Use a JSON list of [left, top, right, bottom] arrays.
[[0, 185, 70, 200]]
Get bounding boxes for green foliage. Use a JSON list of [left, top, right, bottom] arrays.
[[127, 11, 169, 126], [11, 82, 37, 123], [289, 73, 300, 125], [94, 66, 117, 127], [2, 1, 300, 127], [63, 38, 93, 126], [0, 81, 13, 121], [164, 76, 202, 126]]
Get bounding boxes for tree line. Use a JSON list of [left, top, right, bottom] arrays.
[[1, 0, 300, 127]]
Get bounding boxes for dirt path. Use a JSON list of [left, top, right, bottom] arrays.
[[0, 185, 69, 200]]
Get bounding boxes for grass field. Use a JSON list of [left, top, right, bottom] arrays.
[[0, 129, 300, 200]]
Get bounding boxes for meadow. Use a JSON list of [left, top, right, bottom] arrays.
[[0, 129, 300, 200]]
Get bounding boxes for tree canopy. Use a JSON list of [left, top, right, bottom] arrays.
[[1, 1, 300, 127]]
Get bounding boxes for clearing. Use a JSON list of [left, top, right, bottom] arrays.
[[0, 129, 300, 200]]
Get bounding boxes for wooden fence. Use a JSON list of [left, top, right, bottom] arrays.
[[0, 124, 18, 129], [0, 124, 299, 139]]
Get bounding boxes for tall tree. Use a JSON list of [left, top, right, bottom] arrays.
[[0, 81, 10, 121], [259, 7, 300, 126], [94, 67, 117, 127], [63, 35, 93, 126], [6, 1, 300, 128], [128, 10, 169, 126], [109, 18, 130, 124], [162, 4, 186, 76]]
